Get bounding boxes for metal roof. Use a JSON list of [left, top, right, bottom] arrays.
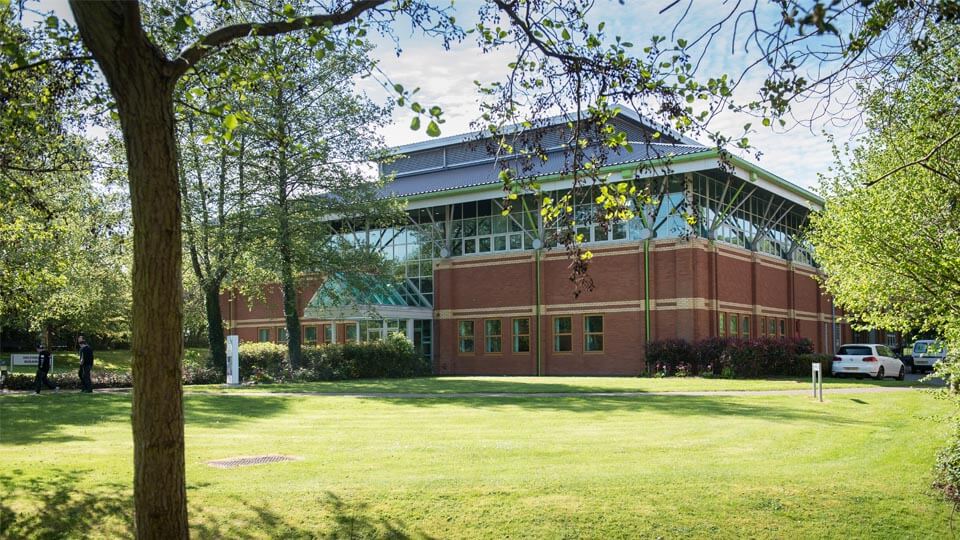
[[381, 142, 709, 198]]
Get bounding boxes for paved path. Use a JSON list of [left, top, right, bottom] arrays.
[[182, 385, 932, 399]]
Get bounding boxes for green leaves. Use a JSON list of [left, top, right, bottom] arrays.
[[426, 120, 441, 137]]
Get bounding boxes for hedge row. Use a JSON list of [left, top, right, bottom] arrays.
[[2, 365, 221, 392], [645, 336, 830, 378], [2, 334, 428, 390], [237, 333, 430, 383]]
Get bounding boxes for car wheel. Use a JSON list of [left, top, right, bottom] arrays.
[[897, 365, 905, 381], [875, 366, 885, 380]]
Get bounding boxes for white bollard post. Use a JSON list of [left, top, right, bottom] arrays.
[[812, 362, 823, 402], [226, 335, 240, 385]]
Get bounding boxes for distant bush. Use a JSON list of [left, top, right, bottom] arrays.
[[645, 337, 829, 378], [934, 427, 960, 506], [239, 333, 428, 384], [2, 365, 223, 391]]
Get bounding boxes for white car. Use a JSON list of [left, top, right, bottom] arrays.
[[832, 343, 905, 380]]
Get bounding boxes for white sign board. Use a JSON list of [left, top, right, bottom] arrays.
[[226, 336, 240, 385], [10, 354, 53, 370]]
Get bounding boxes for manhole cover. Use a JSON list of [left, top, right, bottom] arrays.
[[206, 454, 299, 469]]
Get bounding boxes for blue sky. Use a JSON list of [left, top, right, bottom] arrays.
[[40, 0, 859, 191]]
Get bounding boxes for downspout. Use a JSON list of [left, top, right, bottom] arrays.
[[535, 247, 542, 376], [643, 239, 651, 342]]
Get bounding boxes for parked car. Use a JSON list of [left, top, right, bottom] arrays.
[[832, 344, 905, 380], [912, 340, 948, 373]]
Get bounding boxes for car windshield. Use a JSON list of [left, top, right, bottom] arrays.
[[838, 346, 872, 356], [914, 342, 929, 353]]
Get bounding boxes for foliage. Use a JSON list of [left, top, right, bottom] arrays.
[[646, 336, 820, 378], [2, 364, 222, 391], [236, 333, 428, 383], [934, 426, 960, 506]]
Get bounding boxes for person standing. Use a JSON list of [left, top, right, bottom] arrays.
[[78, 336, 94, 393], [34, 343, 58, 394]]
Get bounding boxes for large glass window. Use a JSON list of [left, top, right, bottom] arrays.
[[584, 315, 603, 352], [513, 318, 531, 353], [485, 319, 502, 353], [458, 321, 475, 353], [554, 317, 572, 352]]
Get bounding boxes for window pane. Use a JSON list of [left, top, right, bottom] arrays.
[[485, 319, 501, 336], [555, 334, 572, 352], [585, 316, 603, 333], [729, 315, 738, 335], [718, 313, 725, 335], [513, 318, 530, 335], [585, 334, 604, 352], [346, 324, 358, 343], [304, 326, 318, 344], [479, 237, 491, 252], [459, 338, 474, 353], [742, 316, 750, 337], [779, 319, 786, 336], [509, 233, 522, 250], [486, 337, 502, 353], [258, 328, 270, 342], [554, 317, 572, 334], [494, 236, 507, 251], [514, 335, 530, 353], [459, 321, 474, 337], [324, 324, 335, 343], [768, 319, 776, 335]]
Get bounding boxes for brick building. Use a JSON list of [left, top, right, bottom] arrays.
[[223, 109, 852, 375]]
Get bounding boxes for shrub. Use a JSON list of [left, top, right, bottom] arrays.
[[645, 339, 695, 376], [934, 427, 960, 506], [3, 370, 133, 391], [237, 342, 287, 379], [794, 354, 834, 378]]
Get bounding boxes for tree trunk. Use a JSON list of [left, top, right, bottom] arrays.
[[204, 282, 227, 372], [70, 2, 188, 538], [278, 207, 302, 368]]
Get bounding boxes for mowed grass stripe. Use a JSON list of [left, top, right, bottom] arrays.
[[0, 388, 952, 539]]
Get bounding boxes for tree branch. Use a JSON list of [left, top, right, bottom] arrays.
[[169, 0, 388, 79], [865, 129, 960, 186]]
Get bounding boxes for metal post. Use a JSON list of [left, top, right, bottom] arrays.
[[226, 335, 240, 385], [812, 362, 823, 402]]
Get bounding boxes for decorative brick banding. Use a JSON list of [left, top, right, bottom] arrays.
[[206, 454, 298, 469]]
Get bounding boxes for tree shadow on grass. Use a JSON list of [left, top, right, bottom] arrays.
[[0, 393, 292, 445], [192, 492, 433, 540], [364, 394, 866, 427], [0, 469, 133, 539]]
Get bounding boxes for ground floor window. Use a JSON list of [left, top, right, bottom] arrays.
[[729, 314, 739, 337], [304, 326, 318, 345], [768, 318, 777, 336], [584, 315, 603, 352], [741, 316, 750, 338], [779, 319, 786, 337], [513, 318, 530, 352], [345, 323, 359, 343], [718, 312, 725, 336], [554, 316, 572, 352], [485, 319, 502, 353], [458, 321, 475, 353], [323, 324, 335, 344], [258, 328, 271, 343], [276, 327, 288, 344]]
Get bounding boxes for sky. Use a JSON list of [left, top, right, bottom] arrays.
[[360, 0, 860, 191], [38, 0, 863, 191]]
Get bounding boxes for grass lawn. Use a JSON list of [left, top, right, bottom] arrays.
[[1, 382, 953, 538], [187, 375, 931, 395], [5, 347, 209, 374]]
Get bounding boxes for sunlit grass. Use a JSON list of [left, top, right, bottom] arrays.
[[1, 386, 952, 538]]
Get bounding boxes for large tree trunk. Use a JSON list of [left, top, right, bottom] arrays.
[[70, 2, 188, 538], [204, 282, 227, 371]]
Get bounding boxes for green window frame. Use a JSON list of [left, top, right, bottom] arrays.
[[459, 321, 475, 353], [554, 316, 572, 352], [485, 319, 502, 353], [513, 318, 530, 353], [584, 315, 603, 352]]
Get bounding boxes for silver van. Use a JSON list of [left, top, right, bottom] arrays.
[[912, 340, 948, 373]]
